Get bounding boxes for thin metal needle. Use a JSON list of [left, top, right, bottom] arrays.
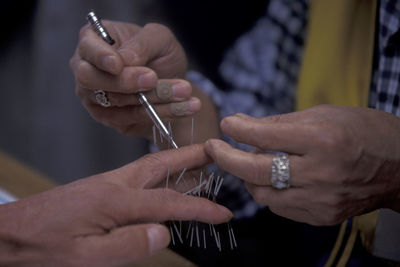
[[87, 11, 178, 149]]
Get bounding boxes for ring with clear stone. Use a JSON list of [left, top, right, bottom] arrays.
[[270, 152, 290, 189]]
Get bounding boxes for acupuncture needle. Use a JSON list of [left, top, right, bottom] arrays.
[[86, 11, 179, 149]]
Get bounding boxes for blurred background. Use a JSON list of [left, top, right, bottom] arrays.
[[0, 0, 268, 184]]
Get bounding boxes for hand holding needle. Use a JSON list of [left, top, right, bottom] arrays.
[[86, 11, 179, 149]]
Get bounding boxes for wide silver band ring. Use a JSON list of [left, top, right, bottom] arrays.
[[271, 153, 290, 189], [94, 90, 111, 107]]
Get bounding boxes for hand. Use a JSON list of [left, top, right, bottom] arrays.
[[70, 21, 201, 138], [205, 105, 400, 225], [0, 144, 232, 266]]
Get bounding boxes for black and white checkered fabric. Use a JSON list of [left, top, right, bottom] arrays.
[[370, 0, 400, 115], [189, 0, 400, 219]]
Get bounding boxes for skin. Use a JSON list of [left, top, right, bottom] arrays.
[[70, 21, 219, 143], [204, 105, 400, 225], [0, 144, 232, 266], [71, 21, 400, 226]]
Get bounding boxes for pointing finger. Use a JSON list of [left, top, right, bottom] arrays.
[[220, 114, 313, 154], [205, 139, 302, 187], [110, 144, 212, 189]]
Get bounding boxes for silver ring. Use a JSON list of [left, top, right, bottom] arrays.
[[94, 90, 111, 107], [271, 153, 290, 189]]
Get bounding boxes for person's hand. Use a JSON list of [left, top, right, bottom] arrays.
[[204, 105, 400, 225], [0, 144, 232, 266], [70, 21, 201, 138]]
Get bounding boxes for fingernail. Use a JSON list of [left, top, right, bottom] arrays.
[[139, 72, 157, 89], [216, 204, 234, 220], [204, 139, 222, 158], [204, 139, 215, 152], [187, 97, 201, 113], [220, 117, 230, 131], [235, 113, 249, 119], [147, 225, 168, 255], [172, 82, 191, 100], [102, 55, 117, 74], [156, 81, 173, 100], [170, 97, 201, 116]]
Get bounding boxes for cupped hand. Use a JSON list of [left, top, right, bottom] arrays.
[[0, 144, 232, 266], [205, 105, 400, 225], [70, 21, 200, 138]]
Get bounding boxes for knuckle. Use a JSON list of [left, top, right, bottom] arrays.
[[78, 35, 91, 54], [251, 188, 266, 204], [313, 124, 349, 152], [139, 153, 167, 178], [317, 198, 347, 225], [75, 62, 91, 87], [144, 23, 172, 36], [78, 25, 90, 39], [249, 155, 268, 185]]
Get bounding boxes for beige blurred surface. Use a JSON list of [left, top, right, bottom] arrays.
[[0, 150, 195, 267]]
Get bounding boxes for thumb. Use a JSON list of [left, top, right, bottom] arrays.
[[82, 224, 170, 266]]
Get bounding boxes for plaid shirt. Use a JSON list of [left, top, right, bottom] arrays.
[[370, 0, 400, 114], [189, 0, 400, 218]]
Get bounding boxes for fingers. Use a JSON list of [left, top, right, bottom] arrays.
[[113, 188, 233, 225], [73, 23, 160, 94], [118, 23, 178, 66], [78, 24, 124, 75], [244, 183, 312, 223], [77, 21, 141, 74], [80, 96, 200, 137], [73, 60, 158, 93], [78, 79, 193, 107], [205, 139, 303, 186], [113, 144, 212, 188], [80, 224, 170, 266], [155, 80, 191, 101], [220, 114, 315, 154], [244, 183, 341, 225]]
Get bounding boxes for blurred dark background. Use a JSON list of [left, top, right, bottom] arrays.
[[1, 2, 390, 267], [0, 0, 268, 184]]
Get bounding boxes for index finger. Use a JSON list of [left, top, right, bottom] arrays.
[[115, 144, 212, 189], [78, 21, 141, 75], [205, 139, 302, 187], [220, 114, 314, 154], [111, 188, 233, 225], [78, 24, 123, 75]]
